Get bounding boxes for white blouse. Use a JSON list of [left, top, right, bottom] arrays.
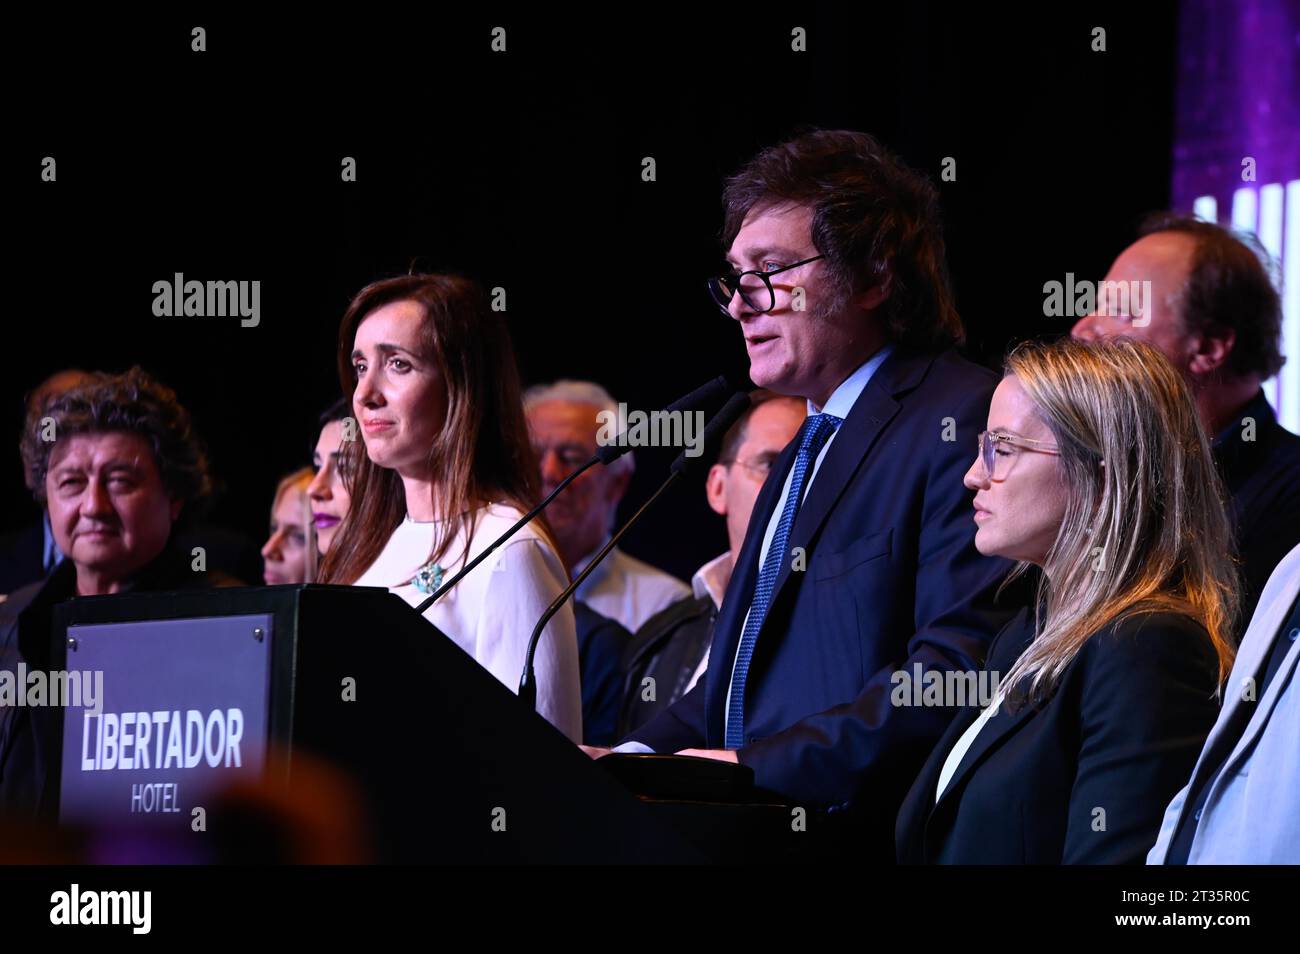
[[935, 686, 1007, 803], [353, 504, 583, 743]]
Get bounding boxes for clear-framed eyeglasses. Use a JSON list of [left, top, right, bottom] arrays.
[[977, 430, 1060, 481]]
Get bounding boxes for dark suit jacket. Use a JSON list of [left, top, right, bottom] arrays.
[[574, 602, 632, 747], [0, 544, 240, 819], [1214, 390, 1300, 627], [0, 518, 261, 597], [0, 520, 49, 596], [618, 593, 717, 738], [896, 606, 1222, 864], [623, 347, 1021, 846]]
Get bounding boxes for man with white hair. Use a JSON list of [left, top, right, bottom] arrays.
[[524, 380, 690, 632]]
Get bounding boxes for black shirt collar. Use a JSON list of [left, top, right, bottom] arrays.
[[1212, 389, 1276, 483], [1212, 389, 1275, 448]]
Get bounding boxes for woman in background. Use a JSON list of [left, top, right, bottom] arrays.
[[319, 274, 582, 742], [261, 467, 315, 584], [896, 337, 1238, 864], [307, 399, 353, 557]]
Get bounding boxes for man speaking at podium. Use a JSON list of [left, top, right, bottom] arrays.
[[592, 130, 1019, 858]]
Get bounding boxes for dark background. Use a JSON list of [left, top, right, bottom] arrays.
[[8, 4, 1178, 582]]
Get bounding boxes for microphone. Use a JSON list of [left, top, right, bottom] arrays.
[[413, 375, 729, 613], [594, 375, 729, 465], [518, 391, 753, 712]]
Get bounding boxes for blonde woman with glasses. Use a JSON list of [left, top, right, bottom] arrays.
[[897, 337, 1238, 864]]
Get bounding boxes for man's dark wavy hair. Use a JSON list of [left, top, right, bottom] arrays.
[[722, 128, 964, 350], [1137, 213, 1285, 381], [20, 365, 212, 508]]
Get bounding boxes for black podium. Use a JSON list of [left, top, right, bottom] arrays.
[[49, 584, 708, 863]]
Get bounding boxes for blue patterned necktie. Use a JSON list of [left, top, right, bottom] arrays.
[[725, 411, 842, 749]]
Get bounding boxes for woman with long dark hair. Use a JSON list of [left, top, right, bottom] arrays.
[[319, 274, 582, 742]]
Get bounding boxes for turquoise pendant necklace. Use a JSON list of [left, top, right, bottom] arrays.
[[405, 512, 444, 594], [412, 559, 444, 594]]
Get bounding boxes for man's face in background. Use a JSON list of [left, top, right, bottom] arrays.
[[707, 396, 806, 560], [528, 398, 631, 568], [1070, 232, 1198, 373]]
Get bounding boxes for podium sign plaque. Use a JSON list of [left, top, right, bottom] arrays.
[[58, 613, 273, 829]]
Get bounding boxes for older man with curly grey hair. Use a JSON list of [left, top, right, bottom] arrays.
[[1, 366, 238, 820]]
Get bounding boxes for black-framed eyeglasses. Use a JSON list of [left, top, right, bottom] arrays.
[[707, 255, 825, 316]]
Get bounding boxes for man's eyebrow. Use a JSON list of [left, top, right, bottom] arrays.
[[51, 459, 141, 478], [726, 245, 803, 267]]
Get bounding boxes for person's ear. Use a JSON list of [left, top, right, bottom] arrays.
[[170, 498, 183, 522], [1187, 326, 1235, 377], [705, 463, 729, 517], [854, 270, 892, 313]]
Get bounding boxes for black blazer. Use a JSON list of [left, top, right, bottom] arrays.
[[0, 520, 48, 596], [896, 605, 1222, 864], [618, 593, 716, 738], [1214, 390, 1300, 626], [574, 602, 632, 748], [624, 347, 1021, 852]]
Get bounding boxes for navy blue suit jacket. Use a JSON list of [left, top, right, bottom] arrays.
[[574, 602, 632, 748], [624, 347, 1021, 832]]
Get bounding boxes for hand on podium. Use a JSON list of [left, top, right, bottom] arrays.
[[577, 745, 738, 763], [675, 749, 738, 763]]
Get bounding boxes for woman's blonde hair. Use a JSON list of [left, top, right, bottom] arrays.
[[270, 467, 317, 583], [997, 337, 1238, 707]]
